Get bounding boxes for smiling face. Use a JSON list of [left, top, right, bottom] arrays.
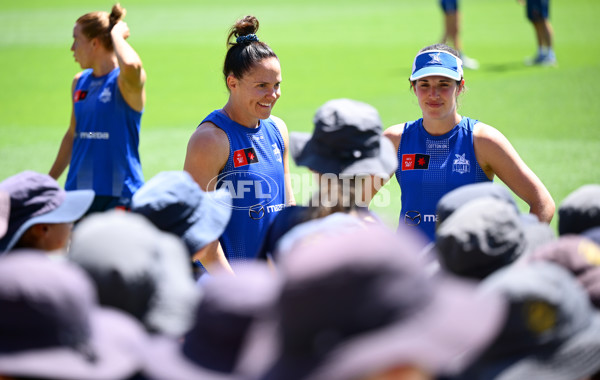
[[413, 75, 463, 123], [71, 23, 95, 69], [226, 56, 282, 127]]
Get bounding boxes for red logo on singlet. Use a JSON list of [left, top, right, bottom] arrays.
[[233, 147, 260, 167], [74, 90, 88, 102], [402, 154, 430, 170]]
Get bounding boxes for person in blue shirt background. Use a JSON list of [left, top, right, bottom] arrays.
[[49, 3, 146, 214], [382, 43, 555, 242]]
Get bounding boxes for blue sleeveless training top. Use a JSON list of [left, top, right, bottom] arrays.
[[202, 110, 287, 261], [66, 68, 144, 198], [395, 117, 491, 241]]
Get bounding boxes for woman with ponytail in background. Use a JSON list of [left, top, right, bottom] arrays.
[[184, 15, 295, 273], [49, 3, 146, 214]]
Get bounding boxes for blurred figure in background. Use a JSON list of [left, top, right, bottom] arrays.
[[0, 171, 94, 255], [49, 3, 146, 214], [184, 15, 295, 266], [439, 0, 479, 69], [518, 0, 557, 66]]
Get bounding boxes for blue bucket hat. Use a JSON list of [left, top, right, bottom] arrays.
[[131, 171, 233, 256], [410, 50, 464, 81]]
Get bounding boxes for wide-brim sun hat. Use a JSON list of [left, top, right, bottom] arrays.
[[459, 261, 600, 380], [410, 49, 464, 81], [0, 252, 148, 380], [69, 210, 201, 337], [131, 170, 233, 255], [0, 171, 94, 253], [142, 263, 280, 380], [290, 98, 398, 177], [260, 225, 507, 380]]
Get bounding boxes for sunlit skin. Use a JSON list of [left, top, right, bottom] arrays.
[[412, 75, 464, 135], [17, 222, 73, 252], [71, 23, 95, 69], [222, 56, 282, 128], [184, 57, 294, 274]]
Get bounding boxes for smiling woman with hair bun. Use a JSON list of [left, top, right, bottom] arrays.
[[184, 15, 295, 274]]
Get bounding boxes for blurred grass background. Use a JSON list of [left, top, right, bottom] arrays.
[[1, 0, 599, 231]]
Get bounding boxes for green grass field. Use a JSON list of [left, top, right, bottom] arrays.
[[1, 0, 599, 231]]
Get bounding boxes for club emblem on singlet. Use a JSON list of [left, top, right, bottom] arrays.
[[234, 147, 260, 168], [452, 153, 471, 174], [99, 87, 112, 103], [272, 143, 282, 163]]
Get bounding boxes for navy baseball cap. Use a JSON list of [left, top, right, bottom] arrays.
[[410, 50, 464, 81]]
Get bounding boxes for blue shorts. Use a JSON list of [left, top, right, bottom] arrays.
[[440, 0, 458, 13], [527, 0, 549, 22]]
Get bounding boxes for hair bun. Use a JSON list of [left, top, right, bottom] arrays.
[[236, 34, 259, 44]]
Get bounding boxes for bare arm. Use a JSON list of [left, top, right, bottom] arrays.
[[474, 123, 555, 223], [271, 115, 296, 206], [49, 75, 80, 180], [364, 123, 405, 203], [111, 21, 146, 112], [184, 123, 234, 274]]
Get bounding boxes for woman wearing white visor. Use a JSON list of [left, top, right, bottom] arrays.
[[383, 44, 555, 242]]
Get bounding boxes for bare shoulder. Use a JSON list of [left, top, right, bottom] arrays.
[[473, 122, 512, 149], [270, 115, 289, 137], [71, 72, 84, 92], [382, 123, 406, 151], [184, 122, 230, 190]]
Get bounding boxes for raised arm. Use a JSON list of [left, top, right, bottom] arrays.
[[271, 115, 296, 206], [474, 122, 555, 223], [184, 123, 234, 274], [111, 21, 146, 112], [49, 74, 80, 180]]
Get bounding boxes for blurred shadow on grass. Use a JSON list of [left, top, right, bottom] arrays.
[[480, 61, 529, 73]]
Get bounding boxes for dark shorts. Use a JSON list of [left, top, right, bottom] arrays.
[[440, 0, 458, 13], [527, 0, 549, 22], [85, 195, 131, 216]]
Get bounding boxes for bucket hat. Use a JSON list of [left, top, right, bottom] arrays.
[[260, 225, 507, 380], [69, 210, 200, 337], [0, 252, 147, 380], [0, 171, 94, 253], [290, 99, 397, 177], [131, 170, 233, 255]]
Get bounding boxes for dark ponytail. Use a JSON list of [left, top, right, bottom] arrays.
[[222, 15, 278, 86]]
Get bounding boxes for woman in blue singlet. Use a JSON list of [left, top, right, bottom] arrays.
[[184, 15, 295, 273], [49, 4, 146, 214], [382, 43, 555, 242]]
